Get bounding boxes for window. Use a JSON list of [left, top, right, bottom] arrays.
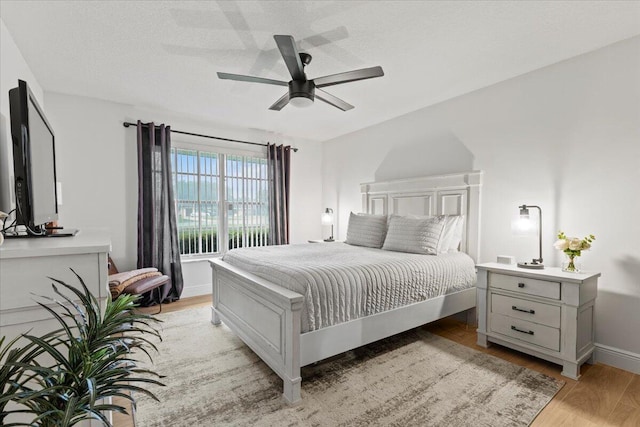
[[171, 147, 269, 257]]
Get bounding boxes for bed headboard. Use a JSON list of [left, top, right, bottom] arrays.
[[360, 171, 483, 262]]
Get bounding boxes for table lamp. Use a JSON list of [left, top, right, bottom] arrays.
[[321, 208, 334, 242], [514, 204, 544, 269]]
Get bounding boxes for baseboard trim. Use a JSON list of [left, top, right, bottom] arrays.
[[180, 284, 211, 299], [595, 343, 640, 375]]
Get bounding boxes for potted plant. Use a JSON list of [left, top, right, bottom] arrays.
[[0, 270, 164, 426]]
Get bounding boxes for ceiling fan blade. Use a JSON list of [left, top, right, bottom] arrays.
[[274, 35, 305, 81], [313, 66, 384, 88], [217, 72, 288, 87], [315, 89, 354, 111], [269, 92, 290, 111]]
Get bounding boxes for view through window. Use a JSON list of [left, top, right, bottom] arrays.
[[171, 147, 269, 256]]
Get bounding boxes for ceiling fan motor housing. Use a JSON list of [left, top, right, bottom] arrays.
[[289, 80, 315, 101]]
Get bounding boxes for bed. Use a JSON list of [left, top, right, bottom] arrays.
[[209, 171, 483, 403]]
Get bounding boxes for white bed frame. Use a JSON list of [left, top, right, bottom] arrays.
[[210, 171, 483, 403]]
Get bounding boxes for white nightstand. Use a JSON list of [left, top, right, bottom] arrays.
[[476, 262, 600, 379]]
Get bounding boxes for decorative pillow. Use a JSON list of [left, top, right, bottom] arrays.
[[345, 212, 388, 248], [382, 215, 446, 255], [437, 215, 458, 254], [402, 214, 459, 254], [447, 215, 465, 252]]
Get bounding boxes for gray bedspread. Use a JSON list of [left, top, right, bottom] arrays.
[[222, 242, 476, 332]]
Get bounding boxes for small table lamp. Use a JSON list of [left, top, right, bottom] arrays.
[[321, 208, 334, 242], [514, 204, 544, 269]]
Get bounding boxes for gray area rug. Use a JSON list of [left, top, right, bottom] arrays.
[[135, 307, 563, 426]]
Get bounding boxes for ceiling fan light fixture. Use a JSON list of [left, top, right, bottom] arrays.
[[288, 80, 315, 108], [289, 95, 314, 108]]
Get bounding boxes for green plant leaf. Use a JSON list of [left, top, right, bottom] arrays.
[[1, 271, 164, 426]]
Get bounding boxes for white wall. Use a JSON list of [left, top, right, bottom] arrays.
[[44, 92, 323, 298], [0, 18, 44, 214], [323, 36, 640, 372]]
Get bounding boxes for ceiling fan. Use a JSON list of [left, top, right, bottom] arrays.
[[217, 35, 384, 111]]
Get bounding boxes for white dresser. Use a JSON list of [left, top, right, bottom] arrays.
[[476, 262, 600, 379], [0, 231, 112, 426], [0, 231, 111, 341]]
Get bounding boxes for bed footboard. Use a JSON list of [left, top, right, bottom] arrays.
[[210, 259, 304, 403]]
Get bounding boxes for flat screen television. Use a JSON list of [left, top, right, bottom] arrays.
[[8, 79, 59, 236]]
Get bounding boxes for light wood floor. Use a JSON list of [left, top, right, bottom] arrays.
[[114, 295, 640, 427]]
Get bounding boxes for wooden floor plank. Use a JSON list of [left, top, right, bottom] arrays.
[[137, 294, 210, 315], [112, 399, 134, 427], [619, 375, 640, 409], [608, 402, 640, 427], [532, 404, 605, 427], [559, 364, 634, 420]]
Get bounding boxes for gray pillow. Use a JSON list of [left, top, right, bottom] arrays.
[[345, 212, 388, 248], [382, 215, 446, 255]]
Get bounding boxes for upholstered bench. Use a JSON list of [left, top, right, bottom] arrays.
[[108, 257, 169, 313]]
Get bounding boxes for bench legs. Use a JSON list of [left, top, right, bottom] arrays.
[[152, 287, 163, 314]]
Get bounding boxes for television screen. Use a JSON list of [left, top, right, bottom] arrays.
[[8, 79, 58, 234], [28, 95, 58, 226]]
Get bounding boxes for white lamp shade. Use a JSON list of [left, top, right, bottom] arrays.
[[321, 212, 333, 225], [511, 213, 538, 236]]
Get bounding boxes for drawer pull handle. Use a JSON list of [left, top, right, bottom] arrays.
[[518, 282, 525, 288], [512, 305, 535, 314], [511, 325, 534, 335]]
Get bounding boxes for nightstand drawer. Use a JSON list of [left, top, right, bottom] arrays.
[[490, 313, 560, 351], [491, 294, 560, 328], [490, 273, 560, 300]]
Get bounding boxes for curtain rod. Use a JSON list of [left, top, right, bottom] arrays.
[[122, 122, 298, 152]]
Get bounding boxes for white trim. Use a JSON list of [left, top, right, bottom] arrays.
[[180, 254, 222, 264], [595, 343, 640, 375], [180, 284, 212, 299]]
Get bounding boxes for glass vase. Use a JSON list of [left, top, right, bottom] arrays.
[[562, 254, 580, 273]]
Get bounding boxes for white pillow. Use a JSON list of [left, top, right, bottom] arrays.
[[447, 215, 465, 252], [437, 215, 460, 254], [345, 212, 388, 248], [403, 214, 459, 254], [382, 215, 446, 255]]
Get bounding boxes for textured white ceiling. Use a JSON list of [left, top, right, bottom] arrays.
[[1, 1, 639, 142]]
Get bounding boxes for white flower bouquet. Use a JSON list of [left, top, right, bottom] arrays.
[[553, 231, 595, 272]]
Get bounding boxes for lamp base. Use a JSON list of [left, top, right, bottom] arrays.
[[324, 238, 334, 242], [517, 261, 544, 269]]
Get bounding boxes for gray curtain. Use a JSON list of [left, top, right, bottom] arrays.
[[267, 144, 291, 245], [137, 121, 183, 305]]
